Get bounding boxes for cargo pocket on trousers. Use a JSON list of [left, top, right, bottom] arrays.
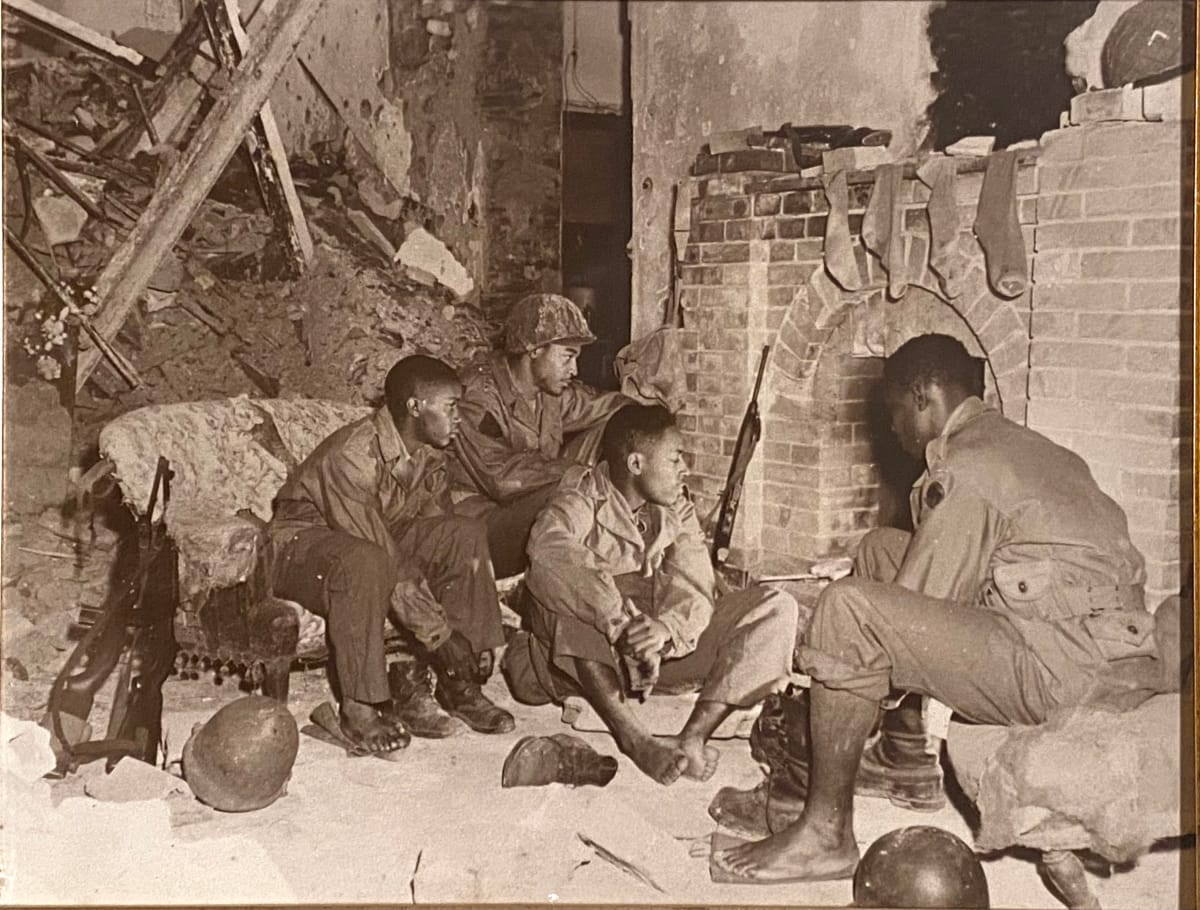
[[992, 561, 1058, 620], [1082, 610, 1158, 661]]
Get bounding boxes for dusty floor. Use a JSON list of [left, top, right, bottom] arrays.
[[1, 657, 1193, 908]]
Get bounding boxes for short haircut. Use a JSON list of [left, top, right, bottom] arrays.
[[883, 333, 982, 397], [384, 355, 460, 423], [601, 404, 678, 467]]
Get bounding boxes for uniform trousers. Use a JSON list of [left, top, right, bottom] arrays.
[[271, 516, 503, 704], [505, 578, 798, 709], [797, 528, 1161, 726]]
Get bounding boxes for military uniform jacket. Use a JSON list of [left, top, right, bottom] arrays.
[[525, 463, 716, 655], [268, 407, 452, 642], [450, 351, 629, 502], [899, 396, 1153, 663]]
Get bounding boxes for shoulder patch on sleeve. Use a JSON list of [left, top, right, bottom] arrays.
[[922, 468, 953, 510]]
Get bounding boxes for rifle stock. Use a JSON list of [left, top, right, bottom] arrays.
[[710, 345, 770, 567]]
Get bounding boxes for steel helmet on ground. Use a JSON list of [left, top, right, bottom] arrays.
[[853, 825, 990, 908], [182, 695, 299, 812]]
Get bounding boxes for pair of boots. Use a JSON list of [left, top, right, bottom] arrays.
[[708, 688, 945, 838], [388, 653, 514, 737]]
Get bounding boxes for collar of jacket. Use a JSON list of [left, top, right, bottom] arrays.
[[490, 351, 541, 425], [372, 406, 430, 486], [587, 461, 660, 549], [923, 395, 987, 468]]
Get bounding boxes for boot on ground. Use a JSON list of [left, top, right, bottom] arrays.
[[387, 659, 462, 738], [435, 675, 516, 734]]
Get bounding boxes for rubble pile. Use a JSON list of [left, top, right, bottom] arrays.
[[2, 52, 496, 453]]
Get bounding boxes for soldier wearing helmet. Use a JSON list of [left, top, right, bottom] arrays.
[[451, 293, 633, 578]]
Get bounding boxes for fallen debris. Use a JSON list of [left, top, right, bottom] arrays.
[[395, 225, 475, 298]]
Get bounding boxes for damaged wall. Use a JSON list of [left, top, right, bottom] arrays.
[[628, 0, 937, 337]]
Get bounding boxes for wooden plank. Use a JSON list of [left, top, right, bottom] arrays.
[[1, 0, 156, 78], [203, 0, 313, 270], [75, 0, 328, 390]]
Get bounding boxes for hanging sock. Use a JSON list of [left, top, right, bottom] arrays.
[[820, 171, 866, 292], [861, 163, 908, 300], [916, 157, 965, 299], [973, 150, 1027, 299]]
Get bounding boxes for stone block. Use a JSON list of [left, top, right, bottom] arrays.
[[1069, 86, 1145, 125], [769, 240, 796, 261], [1037, 193, 1085, 221], [1034, 220, 1131, 250], [1030, 340, 1127, 371], [1039, 127, 1086, 161], [718, 149, 787, 173], [1085, 184, 1182, 216], [755, 193, 781, 216], [692, 220, 724, 243], [1126, 342, 1187, 375], [1079, 312, 1182, 343], [1082, 120, 1185, 159], [1127, 281, 1190, 311], [700, 242, 750, 264], [1028, 367, 1076, 399], [1080, 249, 1183, 280], [1131, 216, 1189, 247], [1034, 281, 1128, 311]]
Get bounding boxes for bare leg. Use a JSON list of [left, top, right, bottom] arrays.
[[575, 658, 688, 785], [713, 682, 875, 882], [676, 700, 728, 781], [340, 697, 408, 753]]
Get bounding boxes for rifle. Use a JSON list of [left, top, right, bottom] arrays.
[[45, 456, 179, 774], [710, 345, 770, 568]]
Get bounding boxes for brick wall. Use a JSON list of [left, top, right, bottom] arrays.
[[1028, 121, 1194, 607], [679, 151, 1037, 573], [678, 125, 1191, 605]]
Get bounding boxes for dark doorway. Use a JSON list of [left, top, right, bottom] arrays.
[[560, 5, 632, 390]]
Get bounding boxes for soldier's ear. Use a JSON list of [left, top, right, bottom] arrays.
[[406, 396, 421, 418], [911, 383, 930, 412], [625, 451, 644, 476]]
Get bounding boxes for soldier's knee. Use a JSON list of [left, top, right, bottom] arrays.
[[809, 577, 873, 643], [328, 541, 395, 605], [756, 586, 800, 625]]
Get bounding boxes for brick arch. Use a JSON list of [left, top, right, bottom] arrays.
[[762, 217, 1031, 427]]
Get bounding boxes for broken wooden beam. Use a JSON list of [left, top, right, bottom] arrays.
[[75, 0, 328, 391], [3, 226, 142, 388], [201, 0, 313, 272], [0, 0, 158, 79]]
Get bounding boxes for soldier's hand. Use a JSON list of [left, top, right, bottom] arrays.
[[619, 615, 672, 660]]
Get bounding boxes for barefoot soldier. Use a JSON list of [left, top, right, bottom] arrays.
[[503, 404, 799, 784], [267, 355, 514, 755], [712, 334, 1166, 883]]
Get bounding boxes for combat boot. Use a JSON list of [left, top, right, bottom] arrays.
[[387, 659, 462, 738], [501, 733, 618, 788], [435, 673, 516, 734], [853, 722, 945, 811], [708, 691, 945, 835]]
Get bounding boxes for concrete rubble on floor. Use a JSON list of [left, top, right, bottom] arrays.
[[1, 668, 1191, 907]]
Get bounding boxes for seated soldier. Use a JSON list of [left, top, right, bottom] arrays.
[[451, 293, 633, 578], [267, 355, 514, 755], [502, 404, 799, 784], [713, 333, 1169, 883]]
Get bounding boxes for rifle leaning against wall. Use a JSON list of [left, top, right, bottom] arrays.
[[44, 456, 179, 774], [710, 345, 770, 569]]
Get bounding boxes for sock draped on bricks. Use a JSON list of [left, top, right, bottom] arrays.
[[916, 157, 965, 299], [861, 163, 909, 300], [973, 149, 1028, 299]]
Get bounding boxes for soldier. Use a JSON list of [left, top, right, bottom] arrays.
[[268, 355, 514, 755], [451, 293, 633, 578], [502, 404, 799, 784], [712, 333, 1167, 883]]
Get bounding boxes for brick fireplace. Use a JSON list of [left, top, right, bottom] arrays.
[[676, 120, 1192, 608]]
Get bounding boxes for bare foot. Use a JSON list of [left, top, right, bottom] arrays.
[[712, 819, 859, 883], [341, 699, 408, 753], [622, 732, 689, 784], [676, 735, 719, 781]]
